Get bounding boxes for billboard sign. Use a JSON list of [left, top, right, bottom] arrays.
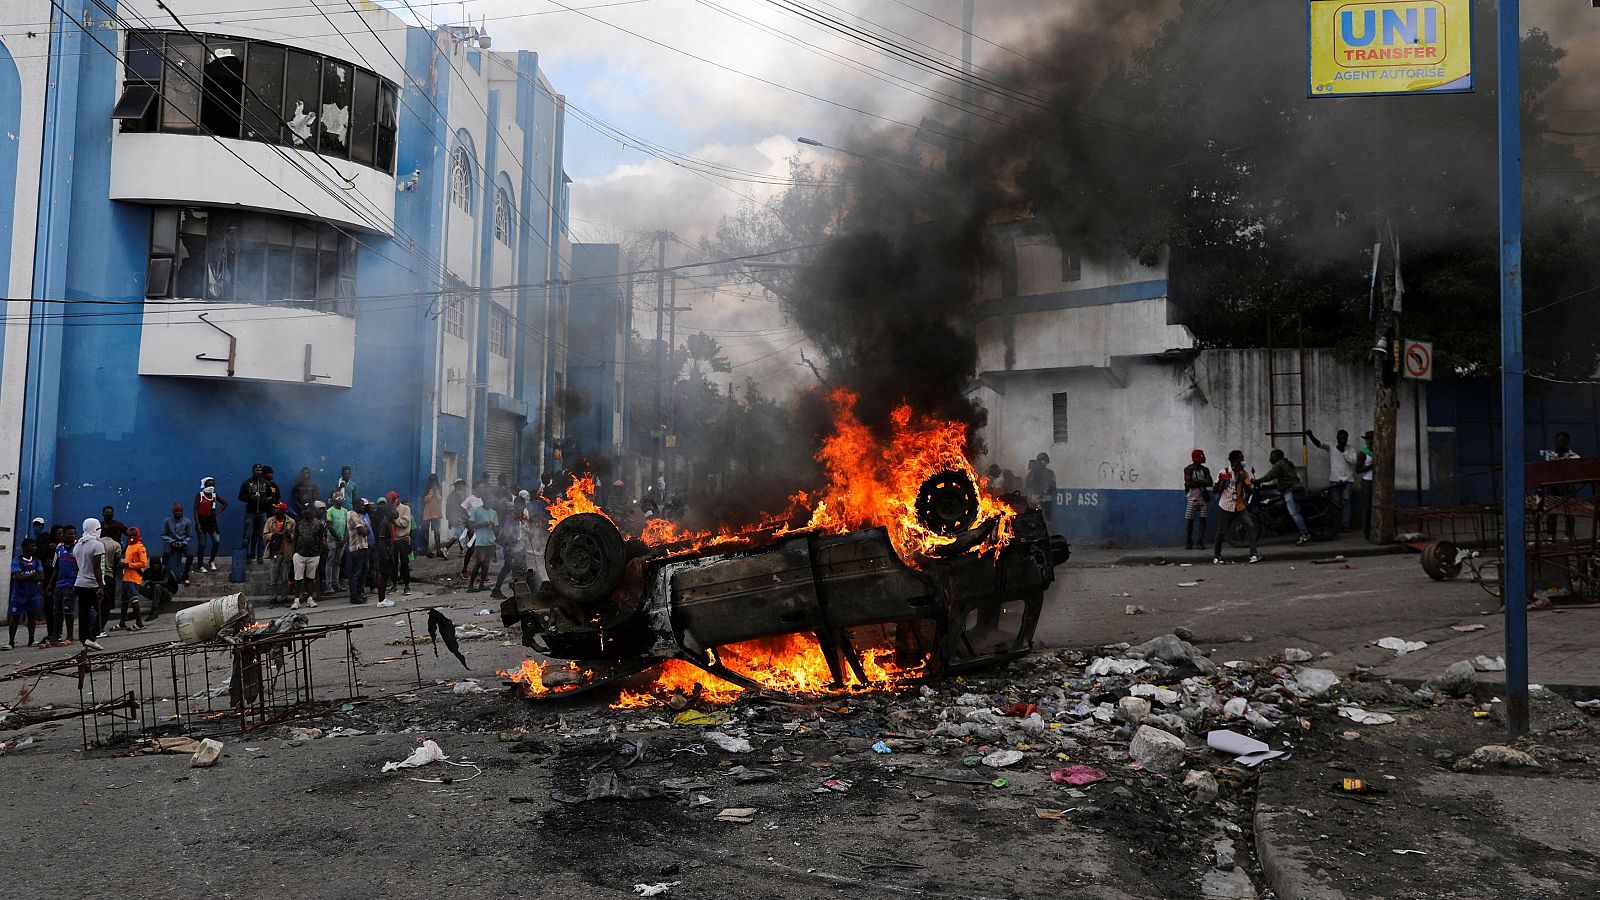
[[1309, 1, 1474, 98]]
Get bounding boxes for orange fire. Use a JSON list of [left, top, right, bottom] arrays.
[[546, 473, 612, 531], [610, 658, 744, 709], [498, 658, 594, 697], [801, 389, 1015, 562], [717, 631, 926, 696]]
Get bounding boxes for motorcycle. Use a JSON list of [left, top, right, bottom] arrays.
[[1226, 487, 1340, 548]]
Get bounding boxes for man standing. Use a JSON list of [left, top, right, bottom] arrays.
[[445, 478, 468, 555], [292, 467, 322, 517], [73, 518, 107, 651], [369, 497, 395, 607], [100, 505, 127, 545], [161, 503, 197, 585], [121, 527, 149, 628], [1308, 429, 1358, 533], [1212, 450, 1260, 565], [1026, 453, 1057, 526], [466, 500, 500, 593], [239, 464, 272, 563], [345, 501, 373, 605], [1541, 431, 1581, 541], [324, 493, 349, 595], [98, 521, 124, 632], [1356, 432, 1375, 539], [48, 525, 78, 646], [8, 539, 43, 649], [194, 477, 228, 571], [1183, 450, 1213, 550], [262, 502, 295, 604], [389, 491, 414, 596], [333, 466, 357, 509], [421, 474, 445, 558], [290, 504, 326, 610], [1256, 448, 1310, 545]]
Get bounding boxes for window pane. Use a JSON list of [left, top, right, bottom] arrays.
[[125, 32, 163, 81], [318, 248, 341, 299], [160, 34, 204, 133], [145, 258, 173, 299], [234, 241, 264, 302], [243, 43, 286, 143], [293, 246, 319, 300], [266, 246, 294, 301], [319, 60, 353, 156], [174, 231, 207, 298], [375, 83, 397, 172], [200, 40, 246, 139], [283, 50, 321, 148], [150, 208, 180, 257], [350, 69, 378, 166]]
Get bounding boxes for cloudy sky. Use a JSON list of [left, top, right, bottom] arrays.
[[412, 0, 1600, 388]]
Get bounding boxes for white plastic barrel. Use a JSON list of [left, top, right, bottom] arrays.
[[174, 593, 252, 644]]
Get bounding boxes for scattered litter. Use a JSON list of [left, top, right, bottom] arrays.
[[1125, 604, 1147, 615], [1373, 637, 1427, 655], [704, 731, 753, 754], [452, 680, 487, 694], [1183, 769, 1219, 803], [1051, 764, 1106, 786], [1282, 648, 1313, 663], [1311, 555, 1347, 564], [0, 737, 36, 753], [990, 778, 1009, 788], [581, 772, 662, 801], [1293, 669, 1340, 697], [1129, 725, 1186, 772], [1176, 581, 1201, 588], [1451, 623, 1487, 632], [1456, 745, 1540, 769], [1337, 707, 1396, 726], [1576, 699, 1600, 711], [982, 749, 1025, 768], [1433, 660, 1479, 697], [474, 608, 494, 617], [1392, 849, 1428, 856], [871, 740, 893, 754], [817, 778, 852, 793], [716, 807, 758, 823], [1085, 657, 1150, 677], [725, 766, 778, 784], [672, 709, 731, 727], [191, 738, 224, 768], [1206, 730, 1286, 767], [1472, 655, 1506, 672], [632, 883, 680, 897], [382, 739, 447, 772]]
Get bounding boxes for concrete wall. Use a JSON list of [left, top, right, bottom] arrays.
[[977, 348, 1429, 546]]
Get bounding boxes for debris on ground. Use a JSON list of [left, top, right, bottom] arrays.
[[191, 738, 224, 768], [1337, 707, 1397, 726], [1455, 744, 1541, 770], [1431, 660, 1480, 697], [382, 739, 448, 772], [1471, 655, 1507, 673], [1372, 637, 1427, 655]]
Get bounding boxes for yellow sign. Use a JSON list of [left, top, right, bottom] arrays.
[[1309, 1, 1474, 98]]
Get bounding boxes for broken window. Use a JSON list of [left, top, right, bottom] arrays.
[[376, 84, 398, 174], [494, 188, 513, 245], [243, 42, 286, 143], [116, 31, 163, 133], [282, 49, 321, 148], [146, 207, 357, 314], [160, 33, 204, 134], [349, 69, 378, 166], [200, 39, 246, 138], [319, 60, 352, 157], [1051, 392, 1069, 444], [451, 146, 474, 215], [490, 304, 510, 356]]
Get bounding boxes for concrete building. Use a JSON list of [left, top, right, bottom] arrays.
[[565, 243, 630, 465], [972, 210, 1429, 546], [0, 2, 580, 594]]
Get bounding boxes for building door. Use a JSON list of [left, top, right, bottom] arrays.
[[484, 411, 520, 487]]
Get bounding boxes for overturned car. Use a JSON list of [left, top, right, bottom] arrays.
[[499, 470, 1070, 700]]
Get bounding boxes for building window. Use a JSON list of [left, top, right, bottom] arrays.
[[145, 206, 357, 315], [490, 304, 510, 357], [494, 189, 513, 245], [116, 29, 398, 174], [451, 146, 474, 214], [1061, 248, 1082, 284], [442, 295, 466, 338], [1051, 392, 1069, 444]]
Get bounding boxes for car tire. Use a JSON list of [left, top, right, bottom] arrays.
[[547, 512, 627, 605]]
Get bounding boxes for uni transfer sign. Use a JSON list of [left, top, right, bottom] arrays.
[[1308, 0, 1474, 98]]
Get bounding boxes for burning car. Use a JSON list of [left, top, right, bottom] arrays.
[[499, 391, 1070, 704]]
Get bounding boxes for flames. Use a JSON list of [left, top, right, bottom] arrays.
[[546, 473, 612, 531], [610, 659, 744, 709], [717, 631, 926, 695], [497, 658, 593, 696]]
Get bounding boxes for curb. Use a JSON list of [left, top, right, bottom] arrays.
[[1113, 543, 1409, 566], [1254, 771, 1350, 900]]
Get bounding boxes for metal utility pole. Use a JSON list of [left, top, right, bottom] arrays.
[[652, 231, 668, 484], [1497, 0, 1529, 738]]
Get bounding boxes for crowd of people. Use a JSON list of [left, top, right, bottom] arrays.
[[6, 463, 564, 651]]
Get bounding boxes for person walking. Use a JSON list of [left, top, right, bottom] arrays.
[[490, 509, 530, 600], [345, 501, 373, 605], [291, 467, 322, 517], [445, 478, 468, 556], [239, 464, 272, 562], [1026, 453, 1057, 525], [1183, 450, 1213, 550], [1256, 448, 1310, 545], [466, 499, 500, 593], [46, 525, 78, 647], [1307, 429, 1357, 533], [323, 493, 349, 595], [161, 503, 197, 585], [73, 518, 108, 651], [261, 502, 295, 604], [290, 504, 326, 610], [8, 539, 44, 649], [120, 527, 148, 629], [421, 474, 445, 558], [1212, 450, 1260, 565], [387, 491, 414, 596], [194, 477, 228, 571]]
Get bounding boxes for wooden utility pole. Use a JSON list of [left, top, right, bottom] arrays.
[[652, 231, 668, 484], [1370, 225, 1400, 544]]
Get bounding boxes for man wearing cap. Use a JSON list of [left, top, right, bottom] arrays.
[[29, 516, 48, 544], [160, 503, 197, 586], [345, 500, 373, 604], [290, 503, 326, 610], [1183, 450, 1214, 550], [261, 502, 295, 604]]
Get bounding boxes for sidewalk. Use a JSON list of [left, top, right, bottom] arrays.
[[1065, 534, 1409, 567], [1364, 604, 1600, 692]]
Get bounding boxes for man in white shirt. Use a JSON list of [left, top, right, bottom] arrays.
[[1308, 429, 1359, 533], [1541, 431, 1581, 541]]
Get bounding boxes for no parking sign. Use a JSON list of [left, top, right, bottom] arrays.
[[1403, 339, 1433, 381]]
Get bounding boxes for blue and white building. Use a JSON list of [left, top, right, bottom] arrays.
[[0, 2, 617, 594]]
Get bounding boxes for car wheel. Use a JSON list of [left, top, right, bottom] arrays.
[[547, 512, 627, 605]]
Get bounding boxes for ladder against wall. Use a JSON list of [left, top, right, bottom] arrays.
[[1267, 316, 1309, 470]]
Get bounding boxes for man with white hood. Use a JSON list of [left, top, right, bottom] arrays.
[[73, 518, 107, 651]]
